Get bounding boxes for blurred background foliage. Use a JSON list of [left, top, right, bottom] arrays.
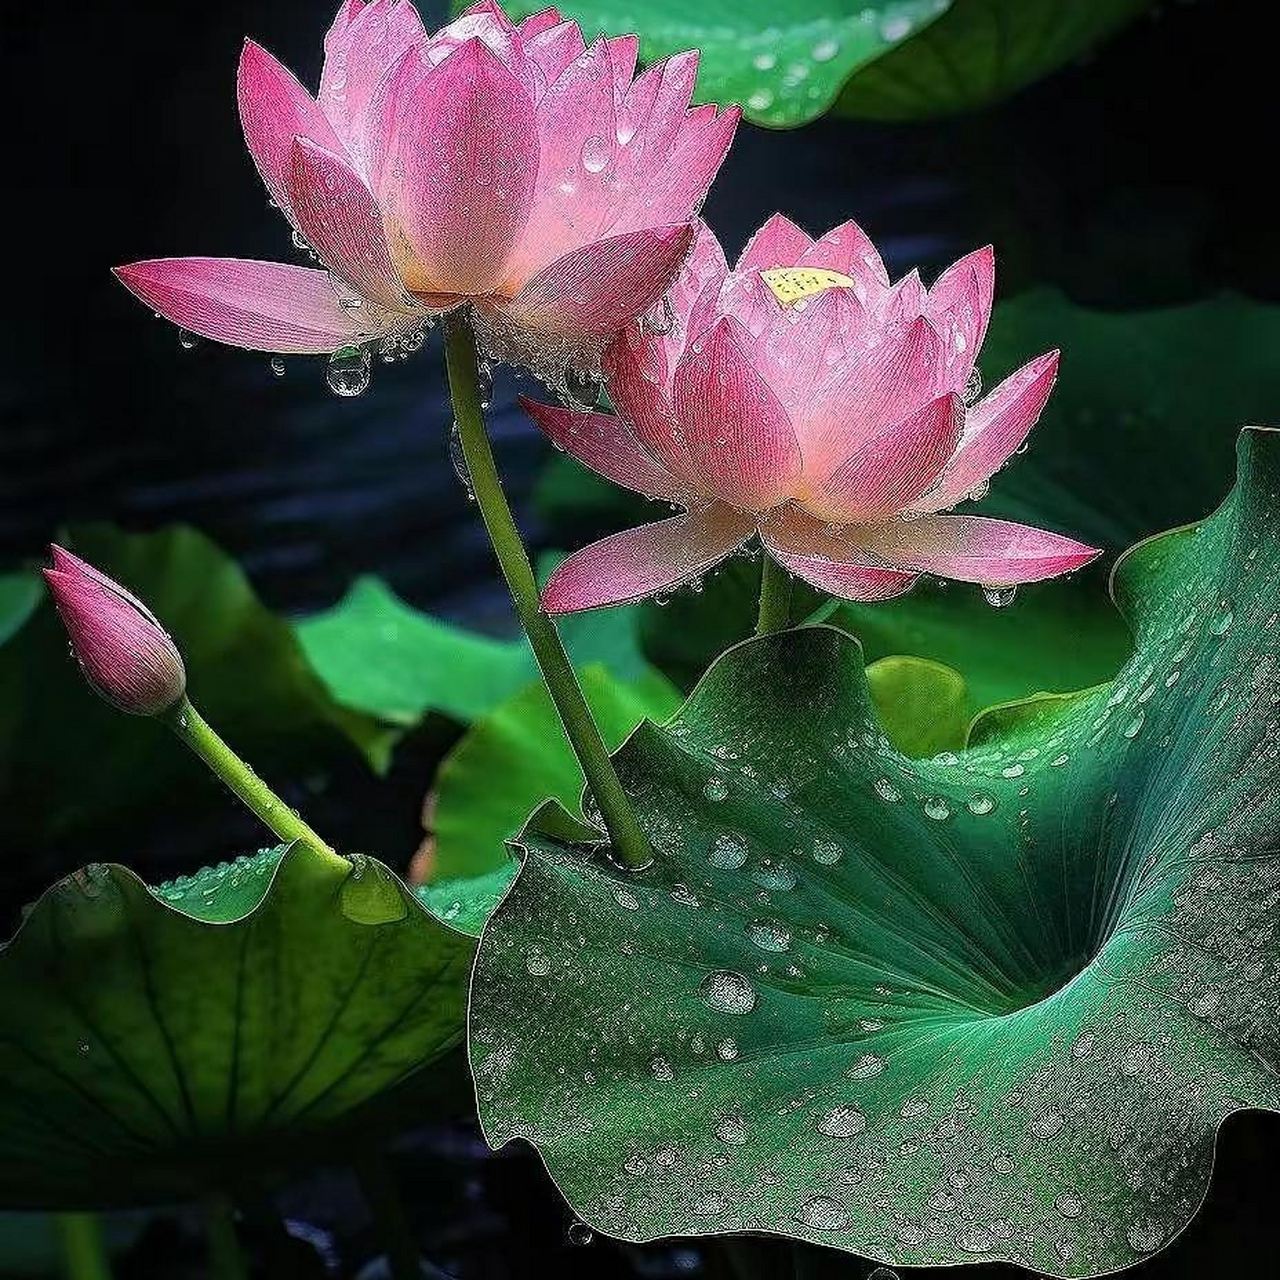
[[3, 0, 1278, 1275]]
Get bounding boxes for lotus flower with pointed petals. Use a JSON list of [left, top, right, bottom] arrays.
[[523, 217, 1101, 611], [113, 1, 739, 377]]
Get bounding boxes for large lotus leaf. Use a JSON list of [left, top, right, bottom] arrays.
[[469, 428, 1280, 1275], [297, 573, 647, 730], [431, 664, 682, 882], [0, 526, 389, 864], [480, 1, 952, 128], [975, 291, 1280, 550], [835, 0, 1150, 120], [0, 842, 471, 1209]]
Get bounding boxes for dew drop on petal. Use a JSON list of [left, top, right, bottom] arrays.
[[983, 584, 1017, 608], [326, 346, 371, 397]]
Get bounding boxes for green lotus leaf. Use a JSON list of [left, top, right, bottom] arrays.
[[865, 655, 969, 758], [431, 664, 683, 882], [835, 0, 1150, 120], [482, 1, 953, 127], [0, 526, 390, 863], [297, 572, 647, 730], [469, 427, 1280, 1275], [0, 842, 471, 1209]]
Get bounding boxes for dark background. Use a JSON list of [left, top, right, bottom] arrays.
[[2, 0, 1278, 1277]]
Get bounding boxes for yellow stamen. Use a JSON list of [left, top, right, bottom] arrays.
[[761, 266, 856, 307]]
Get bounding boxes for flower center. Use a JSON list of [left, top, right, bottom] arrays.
[[760, 266, 856, 307]]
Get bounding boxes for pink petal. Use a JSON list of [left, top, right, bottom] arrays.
[[377, 38, 537, 295], [602, 339, 695, 486], [915, 351, 1060, 513], [519, 397, 692, 501], [113, 258, 366, 354], [640, 52, 701, 160], [319, 0, 428, 172], [512, 39, 620, 275], [806, 393, 964, 522], [761, 511, 917, 602], [542, 505, 755, 612], [518, 8, 565, 39], [502, 223, 694, 339], [238, 40, 343, 225], [803, 314, 944, 475], [674, 316, 802, 510], [799, 219, 890, 301], [853, 515, 1101, 584], [736, 213, 814, 272], [523, 20, 587, 86], [426, 2, 538, 100], [607, 34, 640, 91], [881, 268, 926, 326], [288, 137, 412, 312], [613, 105, 740, 237], [928, 245, 995, 389]]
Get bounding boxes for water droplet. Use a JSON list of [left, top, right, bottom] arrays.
[[746, 88, 775, 112], [752, 51, 777, 70], [899, 1096, 929, 1119], [983, 584, 1018, 608], [581, 133, 611, 174], [867, 1270, 899, 1280], [449, 419, 474, 497], [923, 796, 951, 821], [703, 776, 729, 803], [707, 831, 748, 870], [525, 947, 552, 976], [717, 1037, 739, 1061], [751, 859, 796, 891], [715, 1113, 749, 1144], [624, 1154, 646, 1175], [745, 919, 792, 952], [699, 970, 757, 1014], [269, 356, 286, 378], [815, 1105, 866, 1137], [614, 887, 640, 911], [845, 1053, 885, 1079], [991, 1153, 1015, 1175], [650, 1056, 674, 1081], [873, 778, 901, 803], [811, 38, 839, 62], [1055, 1192, 1083, 1218], [326, 345, 371, 397], [966, 791, 997, 815], [1210, 599, 1234, 637], [566, 1221, 594, 1246], [561, 365, 601, 410], [1071, 1030, 1096, 1059], [811, 838, 842, 865], [794, 1195, 850, 1231], [177, 329, 200, 351], [1127, 1220, 1164, 1253], [643, 293, 675, 336], [1032, 1109, 1066, 1138]]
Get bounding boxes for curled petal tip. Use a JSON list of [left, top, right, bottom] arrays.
[[43, 546, 187, 717]]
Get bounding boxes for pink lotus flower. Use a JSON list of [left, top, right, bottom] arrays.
[[523, 217, 1101, 612], [43, 547, 187, 717], [113, 1, 738, 381]]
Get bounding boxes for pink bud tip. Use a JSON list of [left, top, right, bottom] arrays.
[[43, 545, 187, 717]]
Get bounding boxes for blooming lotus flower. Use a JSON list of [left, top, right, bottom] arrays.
[[114, 1, 739, 380], [43, 547, 187, 716], [522, 217, 1101, 611]]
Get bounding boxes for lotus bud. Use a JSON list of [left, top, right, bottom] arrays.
[[43, 545, 187, 716]]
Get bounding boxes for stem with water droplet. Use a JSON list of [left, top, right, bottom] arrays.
[[756, 554, 794, 635], [201, 1195, 249, 1280], [166, 699, 344, 868], [441, 309, 652, 869], [56, 1213, 113, 1280]]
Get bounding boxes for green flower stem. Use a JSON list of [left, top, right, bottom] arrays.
[[442, 309, 652, 869], [353, 1151, 422, 1280], [167, 699, 344, 869], [201, 1195, 249, 1280], [756, 554, 794, 635], [55, 1213, 113, 1280]]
